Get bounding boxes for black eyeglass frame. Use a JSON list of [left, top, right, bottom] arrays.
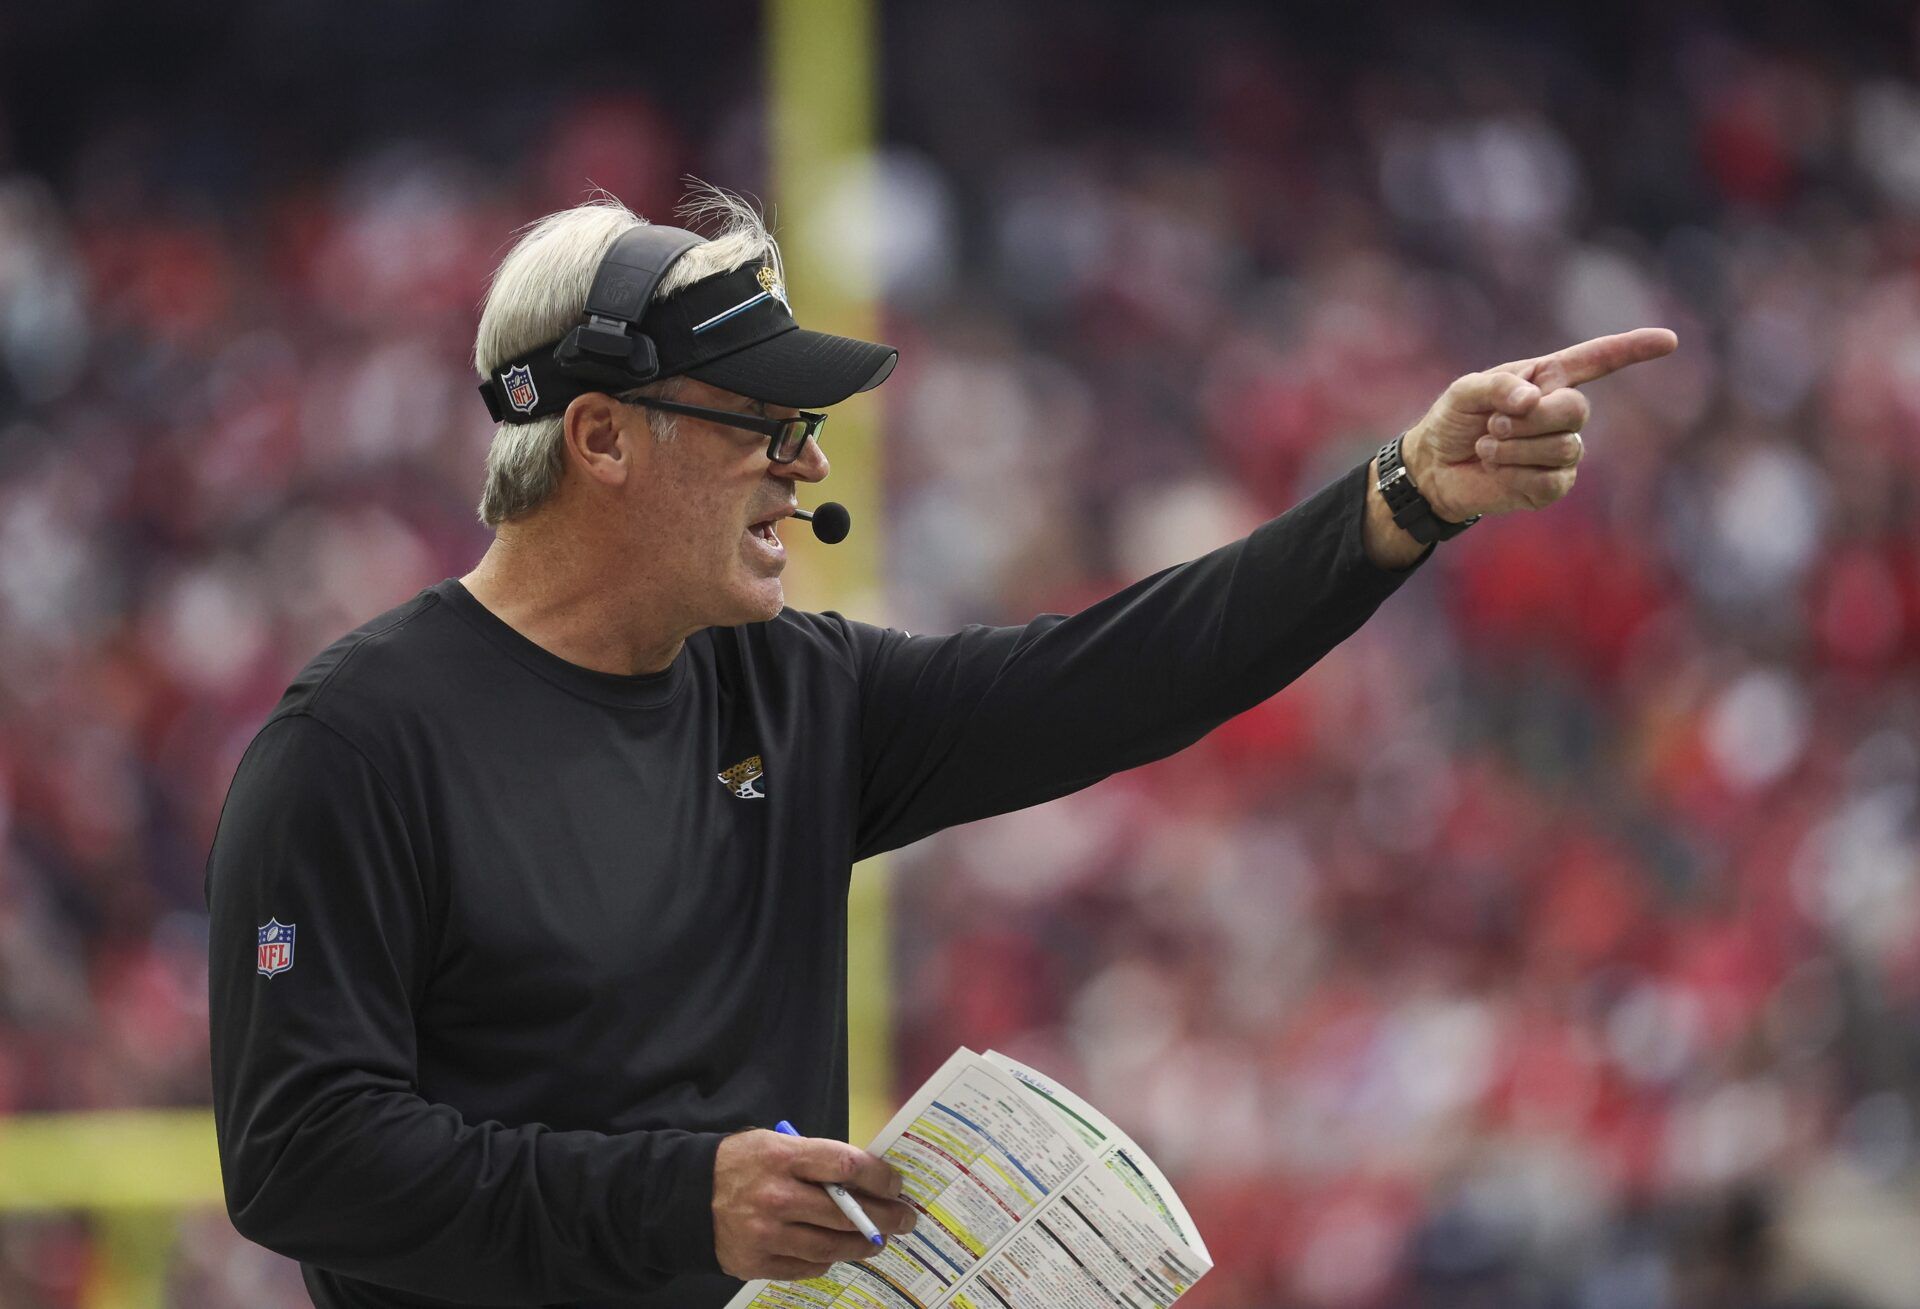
[[623, 395, 828, 464]]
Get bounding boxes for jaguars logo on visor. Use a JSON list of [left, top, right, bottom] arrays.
[[757, 264, 789, 312]]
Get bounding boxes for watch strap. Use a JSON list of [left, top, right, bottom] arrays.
[[1375, 432, 1480, 544]]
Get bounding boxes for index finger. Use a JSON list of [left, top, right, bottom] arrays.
[[1530, 327, 1678, 390], [787, 1137, 904, 1200]]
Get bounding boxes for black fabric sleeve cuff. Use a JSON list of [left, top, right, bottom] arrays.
[[621, 1129, 726, 1275]]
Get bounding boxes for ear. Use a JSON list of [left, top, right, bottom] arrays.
[[561, 393, 644, 489]]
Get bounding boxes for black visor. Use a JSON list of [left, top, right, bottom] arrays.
[[480, 260, 898, 422], [686, 324, 898, 408]]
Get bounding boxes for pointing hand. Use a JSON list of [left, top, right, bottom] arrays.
[[1402, 327, 1679, 521]]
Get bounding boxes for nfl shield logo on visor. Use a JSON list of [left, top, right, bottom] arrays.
[[257, 918, 296, 978], [502, 364, 538, 414]]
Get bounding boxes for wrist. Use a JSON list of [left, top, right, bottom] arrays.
[[1401, 426, 1469, 522], [1364, 454, 1432, 570], [1401, 426, 1439, 505], [1373, 427, 1480, 552]]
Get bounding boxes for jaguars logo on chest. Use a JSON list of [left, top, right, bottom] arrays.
[[717, 755, 765, 800]]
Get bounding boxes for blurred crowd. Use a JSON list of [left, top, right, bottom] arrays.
[[3, 1, 1920, 1306]]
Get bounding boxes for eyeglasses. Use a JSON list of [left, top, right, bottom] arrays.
[[623, 395, 828, 464]]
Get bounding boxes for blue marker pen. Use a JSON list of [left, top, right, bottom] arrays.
[[774, 1119, 886, 1248]]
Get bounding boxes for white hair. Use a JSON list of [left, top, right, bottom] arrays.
[[471, 182, 783, 527]]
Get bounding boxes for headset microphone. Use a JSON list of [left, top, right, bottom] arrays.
[[792, 502, 851, 545]]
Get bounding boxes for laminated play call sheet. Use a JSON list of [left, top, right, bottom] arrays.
[[723, 1048, 1212, 1309]]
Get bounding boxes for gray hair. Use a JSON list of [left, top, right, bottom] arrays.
[[471, 183, 783, 527]]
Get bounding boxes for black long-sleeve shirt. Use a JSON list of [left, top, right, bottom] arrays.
[[204, 455, 1431, 1308]]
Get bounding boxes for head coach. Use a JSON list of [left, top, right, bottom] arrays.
[[203, 183, 1677, 1308]]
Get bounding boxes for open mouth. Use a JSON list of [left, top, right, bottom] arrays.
[[748, 507, 793, 545]]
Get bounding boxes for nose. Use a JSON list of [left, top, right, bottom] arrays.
[[775, 432, 830, 484]]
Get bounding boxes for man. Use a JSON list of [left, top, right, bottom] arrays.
[[204, 188, 1676, 1309]]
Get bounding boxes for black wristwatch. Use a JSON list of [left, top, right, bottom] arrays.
[[1375, 431, 1480, 545]]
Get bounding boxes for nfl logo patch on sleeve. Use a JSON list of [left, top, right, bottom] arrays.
[[257, 919, 296, 977]]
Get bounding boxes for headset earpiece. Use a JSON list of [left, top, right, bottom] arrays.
[[552, 323, 660, 386], [557, 225, 704, 378], [482, 224, 704, 422]]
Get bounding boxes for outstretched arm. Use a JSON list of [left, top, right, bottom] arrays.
[[844, 328, 1680, 856], [844, 455, 1422, 859]]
